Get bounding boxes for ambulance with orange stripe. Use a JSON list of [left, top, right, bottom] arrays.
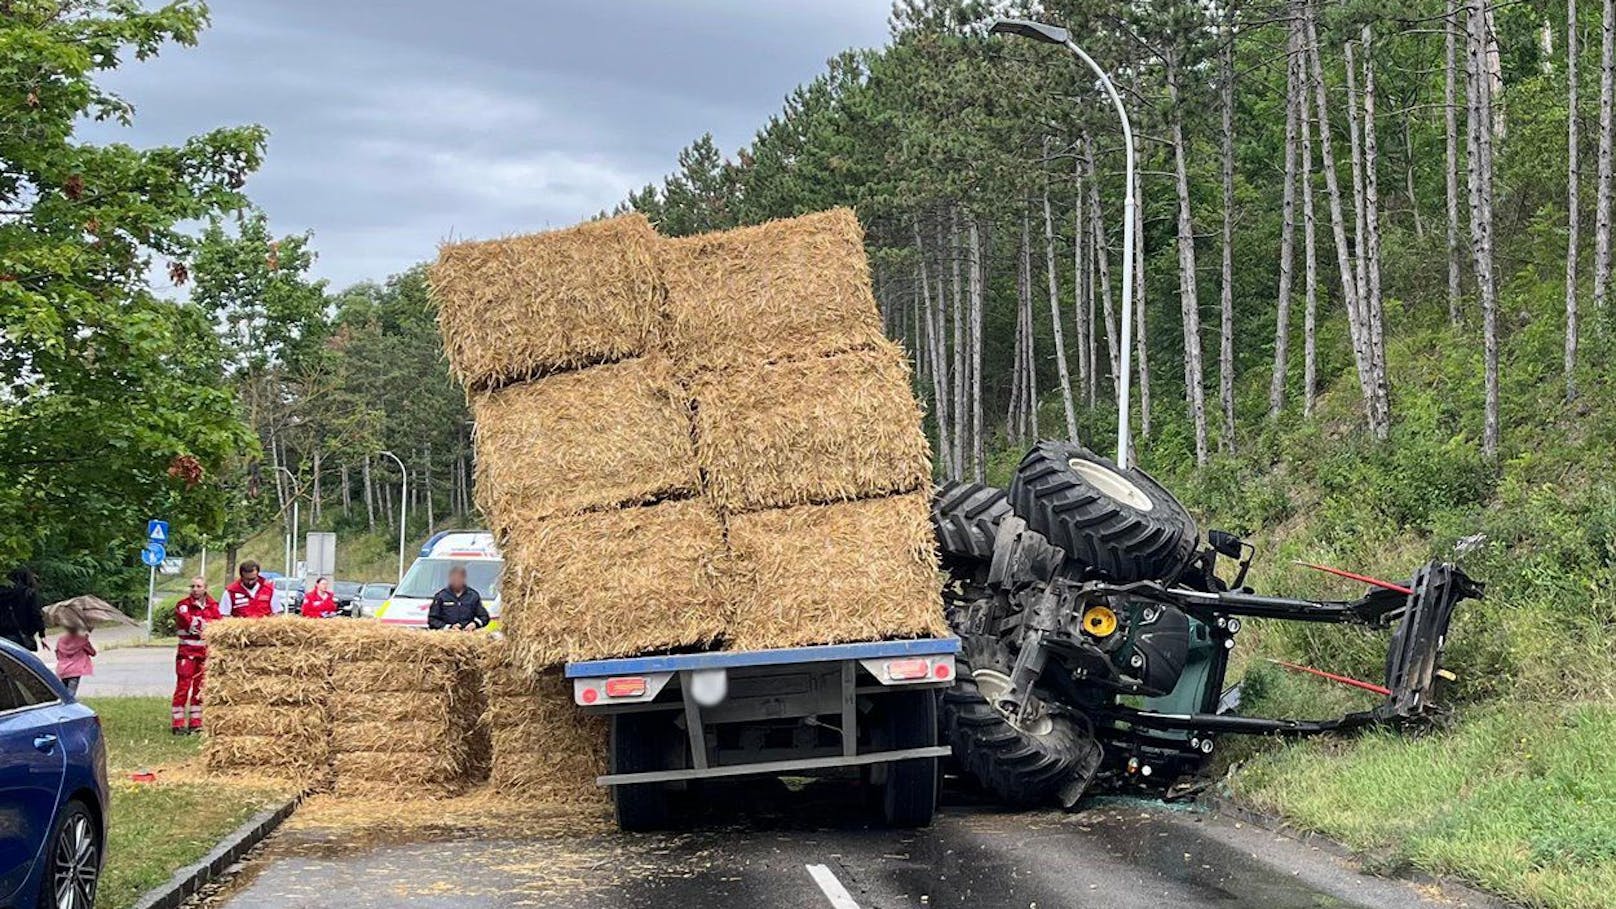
[[373, 530, 503, 628]]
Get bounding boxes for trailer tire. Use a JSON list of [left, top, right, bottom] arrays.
[[1009, 440, 1198, 583], [877, 690, 940, 828], [610, 712, 675, 832], [942, 635, 1101, 807], [932, 480, 1013, 564]]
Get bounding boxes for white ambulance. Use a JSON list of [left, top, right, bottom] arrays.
[[373, 530, 503, 628]]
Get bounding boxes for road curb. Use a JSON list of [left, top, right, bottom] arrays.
[[127, 794, 301, 909], [1205, 795, 1513, 908]]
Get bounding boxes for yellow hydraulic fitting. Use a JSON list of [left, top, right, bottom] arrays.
[[1082, 605, 1118, 638]]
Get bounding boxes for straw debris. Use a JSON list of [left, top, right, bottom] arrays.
[[483, 649, 607, 806], [691, 340, 931, 513], [432, 214, 664, 390], [499, 499, 727, 670], [724, 492, 947, 650], [472, 356, 700, 528], [662, 209, 886, 373]]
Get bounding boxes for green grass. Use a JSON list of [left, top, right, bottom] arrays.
[[89, 697, 292, 909], [1227, 701, 1616, 908]]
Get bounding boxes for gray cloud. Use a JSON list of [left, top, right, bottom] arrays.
[[84, 1, 891, 289]]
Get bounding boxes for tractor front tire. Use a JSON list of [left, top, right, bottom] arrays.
[[932, 480, 1013, 565], [1009, 440, 1198, 584], [941, 635, 1101, 807]]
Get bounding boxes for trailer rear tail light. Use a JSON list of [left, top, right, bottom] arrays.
[[933, 661, 952, 680], [886, 658, 930, 681], [604, 677, 647, 698]]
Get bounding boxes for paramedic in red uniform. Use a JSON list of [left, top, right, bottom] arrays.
[[172, 577, 220, 733], [300, 577, 337, 618], [224, 560, 276, 618]]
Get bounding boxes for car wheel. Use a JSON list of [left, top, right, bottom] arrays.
[[38, 800, 99, 909]]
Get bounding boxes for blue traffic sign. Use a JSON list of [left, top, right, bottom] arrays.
[[146, 520, 169, 545], [141, 542, 166, 568]]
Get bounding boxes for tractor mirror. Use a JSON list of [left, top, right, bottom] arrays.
[[1208, 530, 1245, 559]]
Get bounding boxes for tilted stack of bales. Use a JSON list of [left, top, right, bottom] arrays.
[[665, 210, 946, 650], [203, 617, 335, 780], [433, 213, 727, 673], [481, 642, 607, 803], [325, 623, 489, 797], [434, 207, 944, 671]]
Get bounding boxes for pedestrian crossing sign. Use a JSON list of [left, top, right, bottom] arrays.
[[147, 519, 169, 544]]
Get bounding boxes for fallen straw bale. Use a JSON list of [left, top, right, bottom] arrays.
[[690, 341, 931, 513], [723, 492, 947, 651], [205, 705, 326, 739], [472, 356, 700, 527], [208, 645, 332, 678], [340, 721, 452, 754], [662, 208, 887, 374], [498, 499, 728, 670], [205, 733, 329, 775], [205, 615, 331, 649], [329, 691, 457, 725], [432, 214, 664, 390], [206, 671, 327, 708], [331, 660, 465, 695], [482, 649, 607, 805]]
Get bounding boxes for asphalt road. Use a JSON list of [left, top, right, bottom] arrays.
[[208, 784, 1497, 909], [38, 626, 174, 697]]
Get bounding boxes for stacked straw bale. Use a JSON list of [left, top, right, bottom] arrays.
[[432, 213, 664, 391], [325, 624, 489, 797], [499, 498, 726, 669], [203, 618, 335, 780], [483, 643, 607, 806], [470, 355, 699, 532]]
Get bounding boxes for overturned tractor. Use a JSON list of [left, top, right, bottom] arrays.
[[932, 440, 1483, 807]]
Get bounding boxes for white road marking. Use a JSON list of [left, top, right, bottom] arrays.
[[805, 863, 861, 909]]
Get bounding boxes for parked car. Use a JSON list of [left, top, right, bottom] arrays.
[[276, 578, 306, 614], [352, 582, 394, 619], [332, 580, 364, 616], [0, 638, 108, 909]]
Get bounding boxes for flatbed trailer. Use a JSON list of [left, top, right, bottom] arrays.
[[566, 637, 959, 831]]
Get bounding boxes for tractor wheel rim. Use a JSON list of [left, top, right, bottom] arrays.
[[1068, 458, 1154, 512], [972, 668, 1055, 736]]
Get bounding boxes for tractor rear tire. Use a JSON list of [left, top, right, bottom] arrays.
[[932, 480, 1013, 564], [1008, 440, 1198, 584], [941, 635, 1101, 807]]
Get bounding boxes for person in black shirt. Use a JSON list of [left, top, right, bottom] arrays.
[[426, 565, 489, 631], [0, 567, 45, 651]]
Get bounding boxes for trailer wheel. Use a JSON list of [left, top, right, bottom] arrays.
[[932, 480, 1013, 565], [942, 635, 1101, 807], [876, 689, 940, 828], [1009, 440, 1198, 584], [610, 712, 675, 832]]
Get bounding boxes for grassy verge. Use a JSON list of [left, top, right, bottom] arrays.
[[90, 697, 293, 909], [1225, 690, 1616, 909]]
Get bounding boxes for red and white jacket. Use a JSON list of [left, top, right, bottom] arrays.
[[174, 594, 221, 657], [224, 579, 276, 618], [300, 590, 336, 619]]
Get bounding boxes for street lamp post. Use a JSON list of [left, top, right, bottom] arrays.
[[270, 466, 302, 577], [990, 18, 1138, 468], [378, 450, 407, 584]]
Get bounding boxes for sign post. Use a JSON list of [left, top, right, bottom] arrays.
[[143, 520, 169, 636]]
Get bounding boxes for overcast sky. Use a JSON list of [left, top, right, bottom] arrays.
[[84, 1, 892, 291]]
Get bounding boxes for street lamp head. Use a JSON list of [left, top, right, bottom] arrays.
[[988, 18, 1071, 46]]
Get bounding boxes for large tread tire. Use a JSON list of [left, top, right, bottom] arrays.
[[941, 635, 1101, 807], [610, 713, 674, 832], [932, 480, 1013, 564], [1008, 440, 1198, 584]]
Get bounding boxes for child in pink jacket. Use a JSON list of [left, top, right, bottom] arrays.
[[54, 626, 96, 696]]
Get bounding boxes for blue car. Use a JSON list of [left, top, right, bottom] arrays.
[[0, 639, 108, 909]]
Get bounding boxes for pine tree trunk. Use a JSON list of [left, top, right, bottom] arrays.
[[1597, 0, 1615, 310], [1305, 0, 1380, 433], [1569, 0, 1583, 400], [1362, 25, 1391, 438], [1446, 0, 1464, 324], [1044, 163, 1080, 441], [916, 223, 954, 472], [1271, 17, 1301, 419], [1168, 52, 1210, 466], [951, 208, 966, 473], [363, 454, 375, 532], [341, 463, 351, 515], [1087, 133, 1121, 393], [1010, 217, 1027, 443], [1218, 10, 1238, 453], [1302, 63, 1321, 418], [1467, 0, 1502, 458], [969, 216, 985, 480], [1073, 152, 1090, 408], [1404, 116, 1425, 238], [310, 446, 322, 524]]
